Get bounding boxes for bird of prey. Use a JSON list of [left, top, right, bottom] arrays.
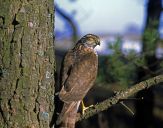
[[56, 34, 100, 128]]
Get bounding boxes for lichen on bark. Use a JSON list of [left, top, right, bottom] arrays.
[[0, 1, 55, 128]]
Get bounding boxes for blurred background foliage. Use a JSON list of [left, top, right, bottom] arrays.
[[55, 0, 163, 128], [96, 37, 137, 87]]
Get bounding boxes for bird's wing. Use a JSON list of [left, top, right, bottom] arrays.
[[59, 51, 98, 103], [61, 50, 74, 86]]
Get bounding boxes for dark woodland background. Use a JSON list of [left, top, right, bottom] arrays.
[[55, 0, 163, 128]]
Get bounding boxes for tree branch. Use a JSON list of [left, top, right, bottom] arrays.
[[76, 74, 163, 122], [56, 4, 78, 43]]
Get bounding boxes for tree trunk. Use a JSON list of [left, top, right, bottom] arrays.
[[0, 0, 55, 128]]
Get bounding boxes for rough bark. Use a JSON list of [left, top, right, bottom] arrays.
[[0, 0, 55, 128]]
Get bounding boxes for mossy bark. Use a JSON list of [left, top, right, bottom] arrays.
[[0, 0, 55, 128]]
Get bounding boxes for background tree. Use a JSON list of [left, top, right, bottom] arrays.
[[56, 4, 79, 44], [0, 1, 55, 128], [86, 0, 163, 127], [135, 0, 162, 127]]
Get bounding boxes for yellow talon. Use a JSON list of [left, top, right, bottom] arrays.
[[81, 100, 93, 115]]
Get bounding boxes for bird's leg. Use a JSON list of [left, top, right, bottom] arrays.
[[81, 100, 93, 115]]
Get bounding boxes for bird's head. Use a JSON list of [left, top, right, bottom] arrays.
[[78, 34, 100, 49]]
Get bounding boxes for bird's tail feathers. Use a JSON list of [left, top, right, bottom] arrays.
[[56, 102, 77, 125]]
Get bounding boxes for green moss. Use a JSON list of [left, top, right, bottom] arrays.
[[0, 1, 55, 127], [0, 1, 10, 25], [2, 40, 10, 68]]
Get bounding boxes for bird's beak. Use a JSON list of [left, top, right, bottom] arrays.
[[97, 41, 100, 46], [97, 38, 100, 46]]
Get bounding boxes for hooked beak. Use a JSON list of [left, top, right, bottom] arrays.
[[97, 41, 100, 46], [97, 38, 100, 46]]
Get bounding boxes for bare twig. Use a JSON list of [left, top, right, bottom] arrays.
[[76, 74, 163, 122], [120, 101, 134, 115]]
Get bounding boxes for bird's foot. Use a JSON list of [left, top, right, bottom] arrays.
[[82, 101, 94, 115]]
